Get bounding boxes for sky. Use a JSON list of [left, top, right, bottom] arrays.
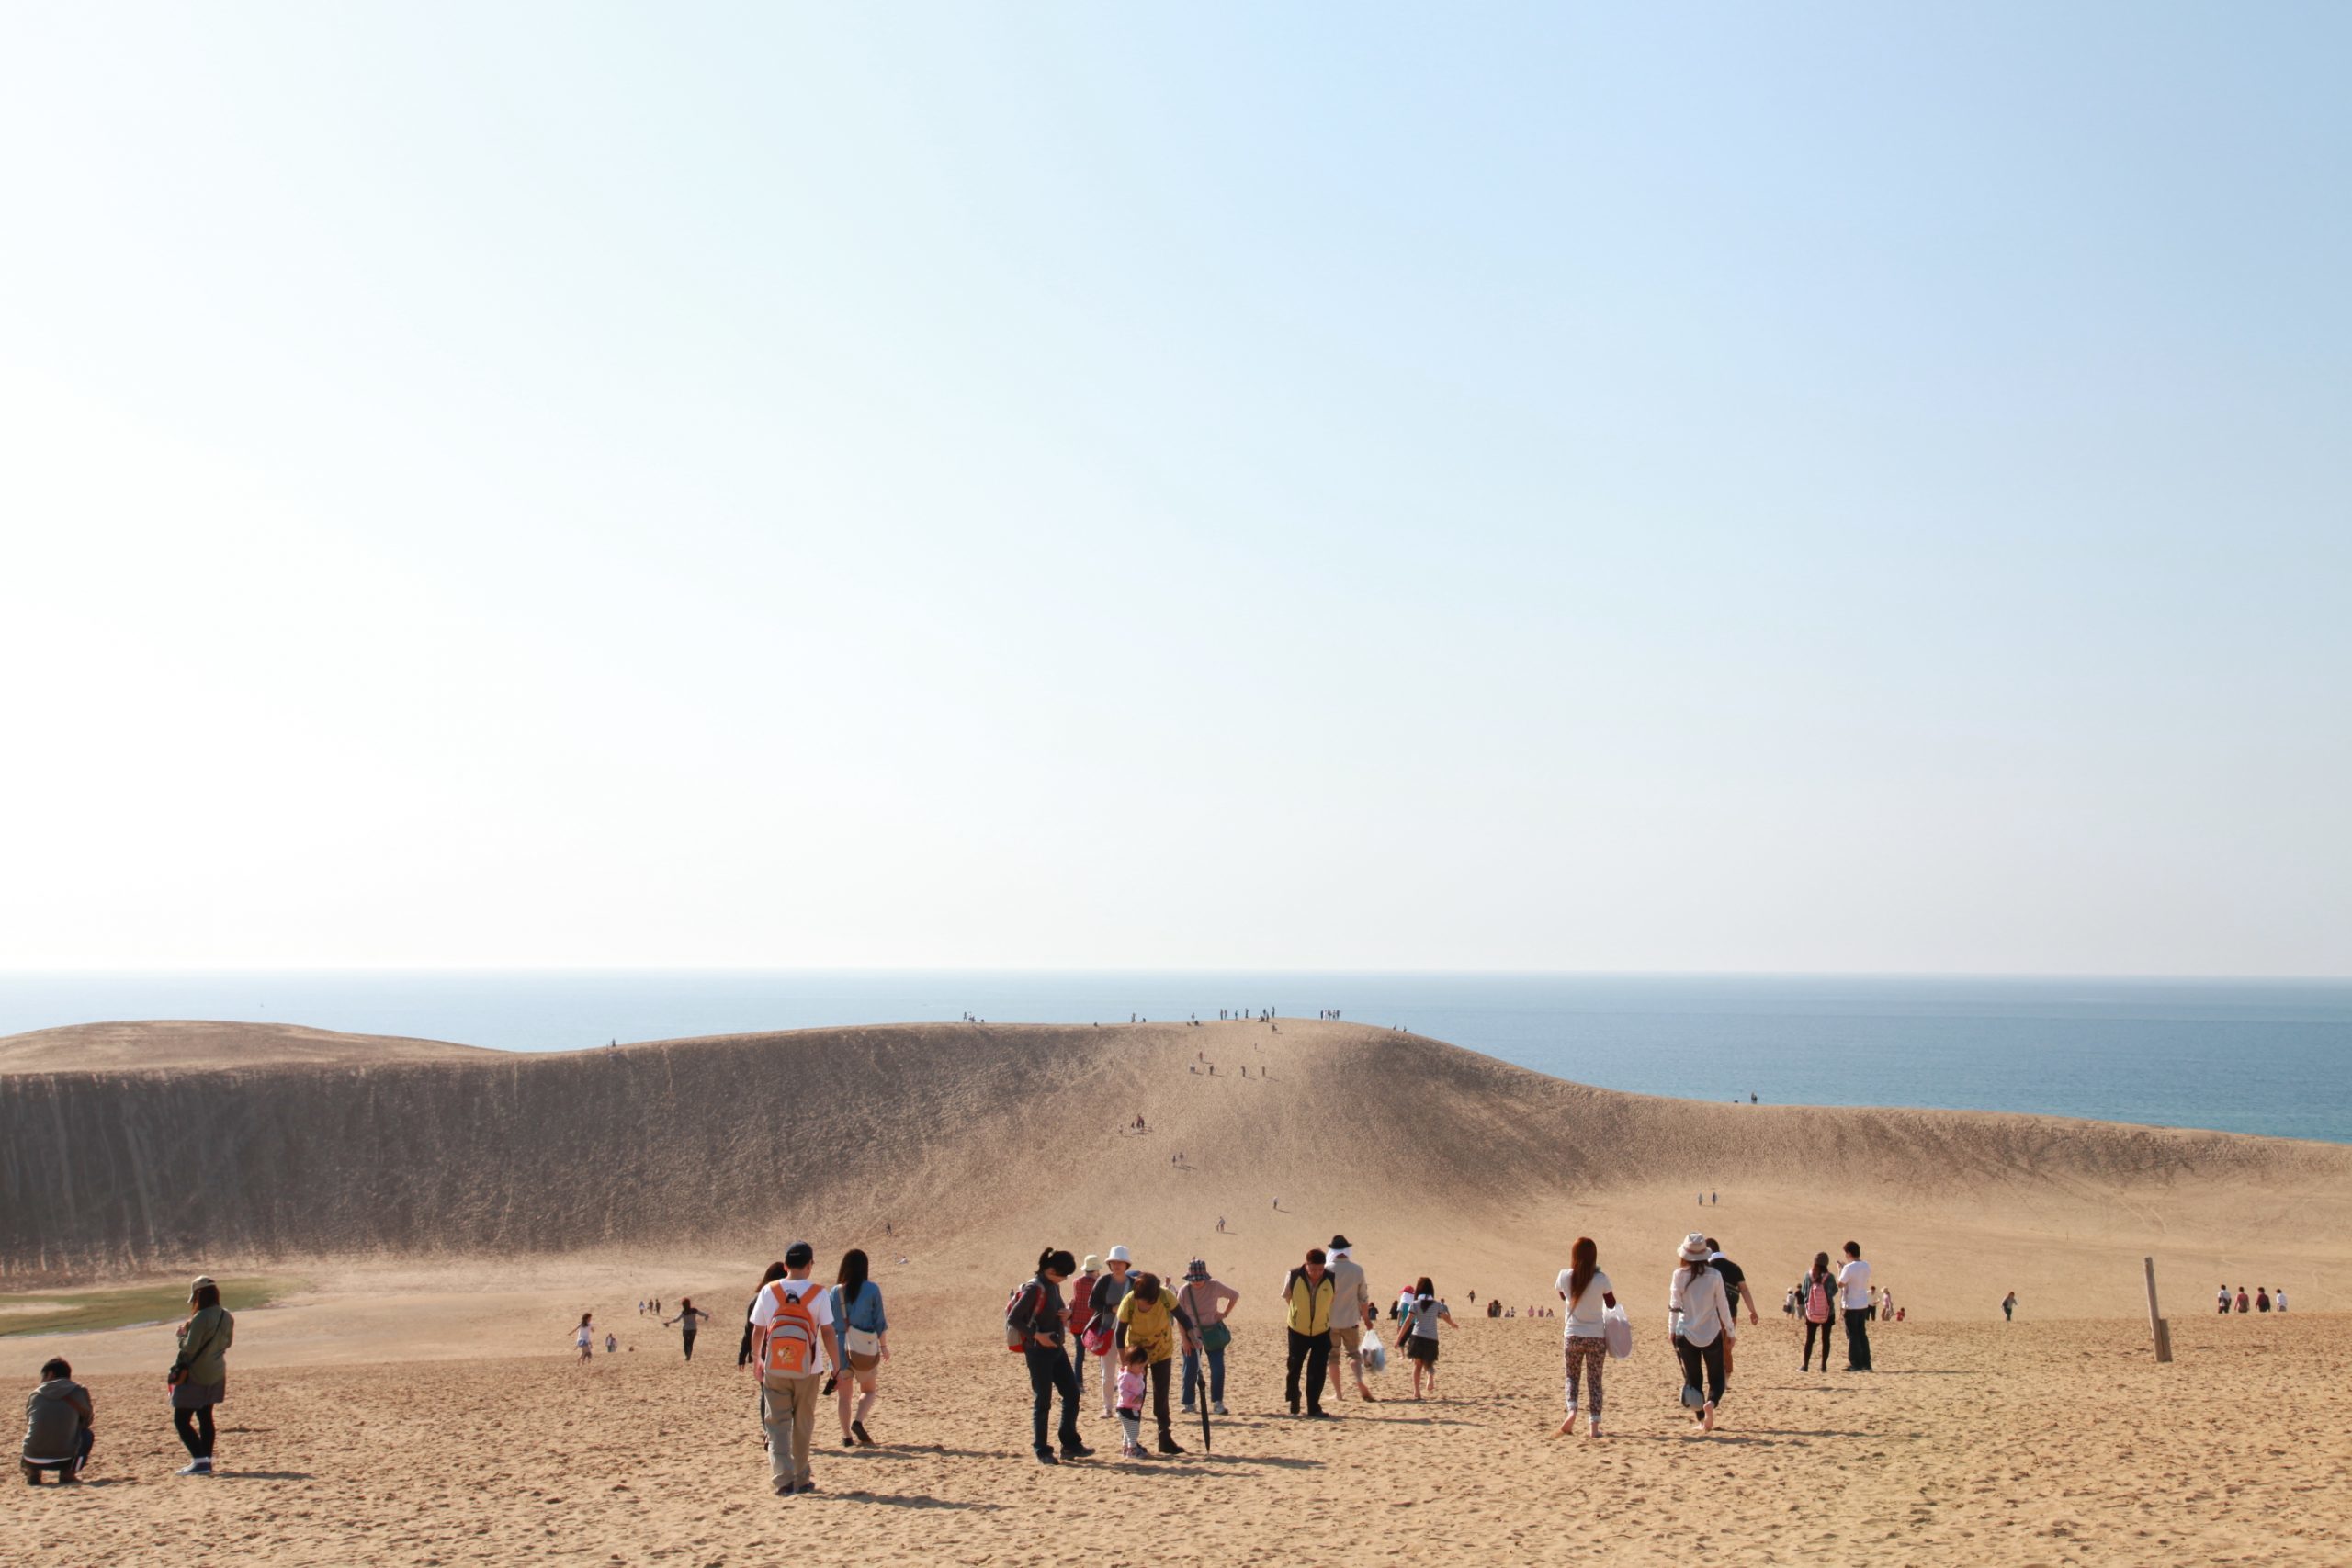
[[2, 4, 2346, 974]]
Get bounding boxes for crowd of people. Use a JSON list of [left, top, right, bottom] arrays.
[[31, 1239, 2306, 1489]]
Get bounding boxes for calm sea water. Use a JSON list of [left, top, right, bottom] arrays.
[[3, 972, 2346, 1144]]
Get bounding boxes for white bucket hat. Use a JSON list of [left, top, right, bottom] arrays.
[[1679, 1233, 1712, 1263], [1106, 1245, 1133, 1265]]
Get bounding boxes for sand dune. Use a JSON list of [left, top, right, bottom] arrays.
[[6, 1019, 2349, 1317], [0, 1018, 496, 1075]]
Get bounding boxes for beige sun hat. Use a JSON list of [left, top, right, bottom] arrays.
[[1678, 1234, 1711, 1263], [1081, 1255, 1102, 1273], [192, 1275, 217, 1290]]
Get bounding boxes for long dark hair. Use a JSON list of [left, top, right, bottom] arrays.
[[1413, 1276, 1434, 1301], [839, 1247, 871, 1307], [1567, 1237, 1599, 1306], [760, 1261, 786, 1287], [192, 1281, 221, 1313], [1811, 1250, 1832, 1281]]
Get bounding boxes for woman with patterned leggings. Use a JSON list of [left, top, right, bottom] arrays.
[[1554, 1236, 1618, 1438]]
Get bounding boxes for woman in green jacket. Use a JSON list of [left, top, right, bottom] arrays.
[[168, 1276, 234, 1476]]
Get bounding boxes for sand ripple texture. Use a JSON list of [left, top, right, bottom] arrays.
[[16, 1312, 2346, 1567]]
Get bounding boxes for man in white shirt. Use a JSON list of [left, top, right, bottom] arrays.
[[1325, 1237, 1375, 1404], [1837, 1241, 1873, 1372], [748, 1241, 841, 1495]]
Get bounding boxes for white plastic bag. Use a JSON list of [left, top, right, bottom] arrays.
[[1361, 1338, 1387, 1375], [1602, 1304, 1633, 1360]]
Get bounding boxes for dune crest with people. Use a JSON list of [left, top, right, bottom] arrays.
[[6, 1018, 2350, 1315]]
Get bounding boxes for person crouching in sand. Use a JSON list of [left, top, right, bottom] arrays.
[[1669, 1234, 1732, 1434], [22, 1358, 95, 1484]]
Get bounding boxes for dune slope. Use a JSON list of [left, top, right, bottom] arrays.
[[5, 1019, 2349, 1306], [0, 1018, 497, 1075]]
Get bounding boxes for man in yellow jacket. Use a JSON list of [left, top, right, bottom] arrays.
[[1283, 1247, 1338, 1418]]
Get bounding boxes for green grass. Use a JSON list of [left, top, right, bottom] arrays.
[[0, 1275, 304, 1337]]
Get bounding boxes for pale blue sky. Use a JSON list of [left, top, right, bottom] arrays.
[[3, 4, 2346, 972]]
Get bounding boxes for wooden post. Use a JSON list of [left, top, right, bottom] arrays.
[[2145, 1256, 2173, 1364]]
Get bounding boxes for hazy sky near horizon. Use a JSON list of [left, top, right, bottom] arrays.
[[4, 5, 2347, 974]]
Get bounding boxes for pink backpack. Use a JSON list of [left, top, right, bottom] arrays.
[[1805, 1279, 1832, 1323]]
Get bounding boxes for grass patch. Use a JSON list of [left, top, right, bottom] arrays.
[[0, 1276, 304, 1337]]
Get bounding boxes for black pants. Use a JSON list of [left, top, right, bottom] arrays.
[[682, 1330, 697, 1361], [1674, 1336, 1726, 1410], [1148, 1358, 1176, 1441], [1803, 1316, 1836, 1368], [1284, 1327, 1331, 1414], [1023, 1342, 1081, 1454], [1843, 1307, 1872, 1371], [23, 1427, 93, 1480], [174, 1404, 217, 1460]]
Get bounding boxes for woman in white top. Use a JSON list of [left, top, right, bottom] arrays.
[[1668, 1233, 1732, 1432], [1554, 1236, 1618, 1438]]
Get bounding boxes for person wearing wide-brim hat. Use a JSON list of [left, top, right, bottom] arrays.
[[1091, 1247, 1136, 1420], [168, 1276, 235, 1475], [1668, 1235, 1732, 1434], [1177, 1258, 1239, 1417]]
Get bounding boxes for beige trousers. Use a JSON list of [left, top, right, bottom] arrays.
[[762, 1374, 822, 1488]]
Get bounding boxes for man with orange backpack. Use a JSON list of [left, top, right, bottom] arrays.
[[748, 1241, 841, 1496]]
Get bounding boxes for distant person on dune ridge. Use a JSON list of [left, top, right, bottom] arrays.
[[1801, 1253, 1838, 1371], [1555, 1236, 1618, 1439], [605, 1331, 616, 1354], [664, 1298, 711, 1360], [21, 1357, 95, 1485], [1669, 1235, 1731, 1433], [1838, 1243, 1873, 1371], [2277, 1287, 2288, 1313], [169, 1277, 234, 1477], [2217, 1283, 2231, 1314], [749, 1241, 841, 1496], [2235, 1287, 2250, 1313], [1327, 1236, 1376, 1404], [830, 1250, 889, 1449], [1178, 1258, 1239, 1417], [1399, 1278, 1455, 1401], [1091, 1247, 1135, 1421], [2002, 1290, 2017, 1322]]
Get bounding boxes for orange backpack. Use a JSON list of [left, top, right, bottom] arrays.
[[759, 1280, 824, 1381]]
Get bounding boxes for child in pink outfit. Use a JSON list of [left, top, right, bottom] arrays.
[[1115, 1346, 1148, 1457]]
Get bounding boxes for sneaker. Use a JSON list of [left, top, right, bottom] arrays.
[[842, 1436, 854, 1449], [1211, 1401, 1228, 1416], [1180, 1404, 1197, 1415], [176, 1460, 212, 1477], [852, 1420, 873, 1447], [1035, 1448, 1059, 1466], [1060, 1442, 1094, 1461], [797, 1479, 819, 1495], [1306, 1408, 1333, 1419]]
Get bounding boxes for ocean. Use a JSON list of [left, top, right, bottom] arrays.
[[3, 971, 2346, 1144]]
